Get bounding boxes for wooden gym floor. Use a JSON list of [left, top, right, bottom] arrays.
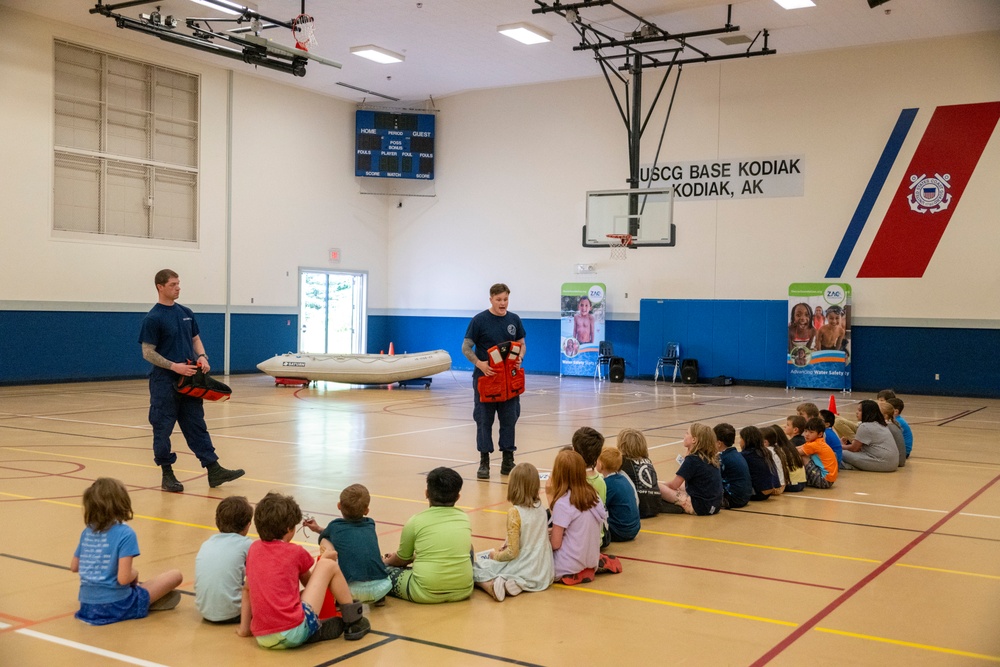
[[1, 372, 998, 666]]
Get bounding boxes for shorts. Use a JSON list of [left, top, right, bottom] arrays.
[[76, 585, 150, 626], [349, 578, 392, 603], [255, 602, 320, 650]]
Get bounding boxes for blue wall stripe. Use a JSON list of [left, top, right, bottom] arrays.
[[2, 306, 998, 397], [826, 107, 918, 278]]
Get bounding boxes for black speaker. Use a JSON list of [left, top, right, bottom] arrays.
[[608, 357, 625, 383], [681, 359, 698, 384]]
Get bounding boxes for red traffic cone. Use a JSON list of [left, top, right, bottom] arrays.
[[828, 394, 838, 415], [388, 342, 395, 356]]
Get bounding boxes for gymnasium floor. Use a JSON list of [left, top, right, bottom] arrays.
[[1, 372, 998, 666]]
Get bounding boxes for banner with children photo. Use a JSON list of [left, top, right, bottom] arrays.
[[787, 283, 852, 390], [560, 283, 606, 377]]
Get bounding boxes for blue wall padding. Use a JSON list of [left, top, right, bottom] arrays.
[[2, 306, 997, 397]]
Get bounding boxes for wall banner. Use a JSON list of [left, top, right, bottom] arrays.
[[560, 283, 606, 377], [787, 283, 852, 391]]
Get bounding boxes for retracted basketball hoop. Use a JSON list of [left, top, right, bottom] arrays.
[[291, 13, 317, 51], [607, 234, 633, 260]]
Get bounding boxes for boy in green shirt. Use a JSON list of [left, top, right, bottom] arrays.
[[382, 467, 473, 603]]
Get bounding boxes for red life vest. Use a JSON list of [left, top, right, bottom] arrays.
[[175, 367, 232, 401], [477, 341, 525, 403]]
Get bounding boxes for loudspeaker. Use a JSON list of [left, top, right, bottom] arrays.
[[608, 357, 625, 383], [681, 359, 698, 384]]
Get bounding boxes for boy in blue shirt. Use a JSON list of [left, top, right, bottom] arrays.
[[596, 447, 640, 542], [713, 423, 753, 509], [304, 484, 392, 605], [195, 496, 254, 623], [886, 398, 913, 458]]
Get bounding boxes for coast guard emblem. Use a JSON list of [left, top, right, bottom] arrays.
[[507, 324, 517, 336], [907, 173, 951, 214]]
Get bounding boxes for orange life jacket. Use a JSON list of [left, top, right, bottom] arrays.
[[477, 341, 525, 403]]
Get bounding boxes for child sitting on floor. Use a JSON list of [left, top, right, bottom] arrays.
[[798, 418, 839, 489], [740, 426, 782, 501], [765, 425, 805, 493], [473, 462, 553, 601], [303, 484, 392, 606], [658, 423, 724, 516], [714, 423, 753, 509], [72, 478, 183, 626], [886, 397, 913, 459], [617, 428, 665, 518], [195, 495, 254, 623], [241, 492, 369, 648], [382, 467, 474, 604], [549, 449, 608, 585], [597, 446, 640, 541]]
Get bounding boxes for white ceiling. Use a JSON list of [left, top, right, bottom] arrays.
[[6, 0, 1000, 103]]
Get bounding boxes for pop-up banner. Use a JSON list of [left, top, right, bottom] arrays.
[[787, 283, 852, 390], [560, 283, 606, 377]]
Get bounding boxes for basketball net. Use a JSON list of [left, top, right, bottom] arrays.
[[607, 234, 632, 260], [291, 13, 317, 51]]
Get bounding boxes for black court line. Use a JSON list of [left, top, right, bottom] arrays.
[[913, 455, 1000, 467], [315, 630, 546, 666], [937, 406, 987, 426], [0, 553, 199, 595], [733, 509, 1000, 543], [0, 425, 123, 441]]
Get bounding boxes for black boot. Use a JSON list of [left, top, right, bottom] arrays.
[[500, 451, 515, 475], [207, 461, 245, 488], [338, 601, 371, 641], [477, 452, 490, 479], [161, 465, 183, 493]]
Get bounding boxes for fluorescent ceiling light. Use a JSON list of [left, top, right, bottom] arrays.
[[350, 45, 405, 64], [773, 0, 815, 8], [497, 22, 552, 45], [189, 0, 246, 15]]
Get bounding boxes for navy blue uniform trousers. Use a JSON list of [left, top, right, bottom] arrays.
[[149, 372, 218, 467]]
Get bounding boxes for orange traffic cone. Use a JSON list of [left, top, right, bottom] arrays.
[[388, 342, 395, 356], [828, 394, 838, 415]]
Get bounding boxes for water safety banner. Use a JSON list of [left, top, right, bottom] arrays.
[[787, 283, 852, 391], [560, 283, 606, 377]]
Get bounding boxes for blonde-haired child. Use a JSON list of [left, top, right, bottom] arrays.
[[473, 463, 553, 601], [72, 478, 183, 625], [616, 428, 664, 518], [657, 424, 724, 516], [549, 450, 607, 585]]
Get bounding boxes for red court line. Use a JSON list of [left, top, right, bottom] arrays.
[[749, 472, 1000, 666], [618, 555, 845, 591]]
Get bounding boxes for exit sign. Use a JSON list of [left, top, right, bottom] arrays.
[[329, 248, 341, 263]]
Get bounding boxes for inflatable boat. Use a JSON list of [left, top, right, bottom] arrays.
[[256, 350, 452, 385]]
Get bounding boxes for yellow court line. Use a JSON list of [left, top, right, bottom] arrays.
[[813, 627, 1000, 663], [895, 563, 1000, 581], [7, 447, 159, 470], [639, 528, 881, 563], [554, 584, 799, 627], [562, 585, 1000, 662]]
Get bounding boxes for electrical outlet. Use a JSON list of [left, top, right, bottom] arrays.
[[934, 373, 940, 380]]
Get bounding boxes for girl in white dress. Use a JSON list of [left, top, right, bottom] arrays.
[[473, 463, 554, 601]]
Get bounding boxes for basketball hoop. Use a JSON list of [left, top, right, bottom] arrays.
[[607, 234, 633, 260], [291, 13, 317, 51]]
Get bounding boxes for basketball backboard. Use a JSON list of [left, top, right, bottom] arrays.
[[583, 187, 675, 247]]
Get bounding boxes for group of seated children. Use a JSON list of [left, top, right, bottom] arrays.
[[71, 391, 914, 634]]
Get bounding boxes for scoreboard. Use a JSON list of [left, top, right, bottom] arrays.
[[355, 110, 435, 180]]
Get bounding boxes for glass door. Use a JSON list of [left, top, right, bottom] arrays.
[[299, 270, 367, 354]]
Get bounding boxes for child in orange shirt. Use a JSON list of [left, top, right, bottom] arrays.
[[797, 418, 838, 489]]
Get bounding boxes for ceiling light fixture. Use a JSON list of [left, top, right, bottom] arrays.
[[772, 0, 815, 8], [189, 0, 246, 16], [497, 22, 552, 45], [350, 45, 405, 64]]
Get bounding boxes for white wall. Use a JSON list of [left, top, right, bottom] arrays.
[[1, 2, 997, 326], [388, 31, 1000, 322]]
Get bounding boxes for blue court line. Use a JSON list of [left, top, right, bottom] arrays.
[[825, 108, 918, 278]]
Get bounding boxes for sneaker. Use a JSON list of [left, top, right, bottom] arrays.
[[161, 473, 184, 493], [305, 617, 344, 644], [477, 453, 490, 480], [207, 465, 245, 488], [500, 452, 515, 475], [344, 616, 371, 641], [597, 553, 623, 575], [149, 590, 181, 611], [559, 568, 596, 586], [491, 578, 506, 602], [504, 579, 523, 597]]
